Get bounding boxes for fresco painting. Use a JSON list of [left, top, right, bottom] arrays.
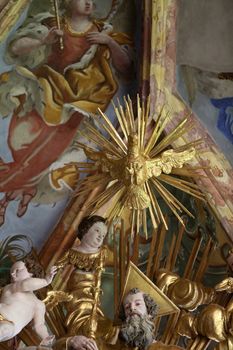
[[0, 0, 136, 248], [0, 2, 233, 350], [176, 0, 233, 165]]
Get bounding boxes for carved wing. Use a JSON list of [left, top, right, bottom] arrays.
[[160, 148, 196, 173], [147, 147, 196, 178], [84, 146, 123, 179], [146, 158, 164, 178]]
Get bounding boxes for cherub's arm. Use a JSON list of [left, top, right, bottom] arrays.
[[14, 266, 57, 292]]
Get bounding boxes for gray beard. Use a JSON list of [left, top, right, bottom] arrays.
[[120, 314, 155, 350]]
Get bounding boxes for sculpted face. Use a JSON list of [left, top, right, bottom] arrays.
[[70, 0, 94, 16], [11, 261, 32, 282], [123, 292, 148, 318], [120, 291, 155, 349], [81, 221, 107, 249]]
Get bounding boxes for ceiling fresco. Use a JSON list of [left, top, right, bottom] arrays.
[[0, 0, 137, 251], [176, 0, 233, 165]]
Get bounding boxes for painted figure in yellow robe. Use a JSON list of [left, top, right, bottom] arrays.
[[0, 0, 133, 224]]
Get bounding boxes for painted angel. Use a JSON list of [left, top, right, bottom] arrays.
[[0, 0, 134, 225]]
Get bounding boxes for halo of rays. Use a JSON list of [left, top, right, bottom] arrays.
[[74, 95, 205, 237]]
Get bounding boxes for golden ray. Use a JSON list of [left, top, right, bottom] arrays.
[[74, 95, 205, 233], [142, 208, 148, 239], [145, 182, 161, 226], [141, 94, 150, 150], [150, 178, 193, 226], [151, 123, 195, 158], [117, 98, 130, 136], [82, 121, 123, 157], [144, 106, 168, 155], [170, 167, 205, 178], [88, 181, 122, 209], [112, 101, 128, 142], [76, 130, 120, 158], [106, 188, 126, 221], [150, 118, 190, 157], [137, 98, 142, 148], [174, 139, 203, 152], [151, 178, 195, 219], [159, 174, 205, 198], [131, 209, 136, 239], [123, 95, 134, 133], [97, 108, 127, 154]]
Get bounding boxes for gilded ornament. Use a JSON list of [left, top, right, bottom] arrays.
[[156, 269, 215, 311], [75, 95, 205, 233]]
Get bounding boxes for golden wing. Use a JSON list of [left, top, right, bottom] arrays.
[[146, 147, 196, 178], [146, 158, 164, 178], [160, 148, 196, 173], [84, 146, 123, 181]]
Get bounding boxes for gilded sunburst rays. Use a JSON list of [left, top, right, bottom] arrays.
[[74, 95, 205, 236]]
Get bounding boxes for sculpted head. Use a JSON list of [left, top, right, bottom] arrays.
[[120, 288, 159, 321], [64, 0, 95, 17], [119, 288, 159, 350], [10, 261, 32, 282], [77, 215, 107, 250]]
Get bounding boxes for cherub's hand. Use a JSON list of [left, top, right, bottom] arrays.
[[45, 266, 57, 284], [68, 336, 98, 350], [42, 27, 63, 45], [86, 32, 111, 45]]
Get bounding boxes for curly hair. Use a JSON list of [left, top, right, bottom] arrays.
[[77, 215, 106, 241], [119, 288, 159, 321]]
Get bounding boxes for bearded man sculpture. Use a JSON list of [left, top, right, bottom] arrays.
[[119, 288, 158, 349], [57, 262, 183, 350]]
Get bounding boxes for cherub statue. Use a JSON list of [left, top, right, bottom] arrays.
[[0, 261, 57, 344]]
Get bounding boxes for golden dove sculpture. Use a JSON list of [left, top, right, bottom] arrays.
[[74, 95, 204, 235]]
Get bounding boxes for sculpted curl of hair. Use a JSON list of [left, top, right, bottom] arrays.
[[77, 215, 106, 241], [119, 288, 159, 321]]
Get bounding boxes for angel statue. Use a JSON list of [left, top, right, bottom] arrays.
[[54, 215, 114, 341], [0, 0, 134, 225]]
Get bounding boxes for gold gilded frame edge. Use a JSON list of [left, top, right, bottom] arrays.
[[0, 0, 30, 42]]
